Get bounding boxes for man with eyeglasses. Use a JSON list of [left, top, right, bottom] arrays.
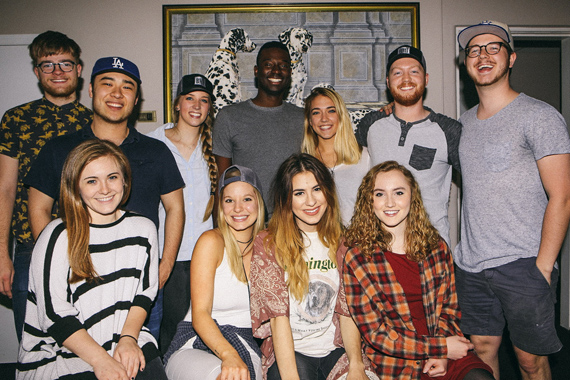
[[0, 31, 92, 341], [455, 20, 570, 379]]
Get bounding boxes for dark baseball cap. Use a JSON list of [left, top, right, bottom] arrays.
[[386, 45, 426, 72], [91, 56, 141, 84], [176, 74, 215, 101]]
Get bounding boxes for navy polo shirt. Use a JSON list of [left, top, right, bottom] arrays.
[[25, 124, 184, 228]]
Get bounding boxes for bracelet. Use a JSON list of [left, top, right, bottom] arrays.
[[119, 334, 138, 343]]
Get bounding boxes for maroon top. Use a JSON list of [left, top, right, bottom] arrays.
[[384, 251, 493, 380]]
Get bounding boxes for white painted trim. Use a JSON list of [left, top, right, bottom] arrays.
[[0, 34, 36, 46]]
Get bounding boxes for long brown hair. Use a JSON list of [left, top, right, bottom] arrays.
[[172, 92, 217, 221], [59, 139, 131, 283], [266, 153, 342, 301], [301, 87, 362, 165], [345, 161, 439, 262]]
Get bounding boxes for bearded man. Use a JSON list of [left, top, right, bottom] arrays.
[[355, 45, 461, 244]]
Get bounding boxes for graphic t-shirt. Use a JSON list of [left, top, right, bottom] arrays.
[[289, 231, 338, 357]]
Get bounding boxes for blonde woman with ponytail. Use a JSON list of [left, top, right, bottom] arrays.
[[18, 139, 165, 380], [147, 74, 218, 352]]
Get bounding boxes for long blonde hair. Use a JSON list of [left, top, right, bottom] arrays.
[[59, 139, 131, 283], [217, 168, 266, 283], [266, 153, 342, 301], [301, 87, 362, 165], [345, 161, 439, 262], [172, 92, 217, 222]]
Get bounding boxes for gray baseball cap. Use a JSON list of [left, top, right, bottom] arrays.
[[218, 165, 263, 196], [458, 20, 514, 51]]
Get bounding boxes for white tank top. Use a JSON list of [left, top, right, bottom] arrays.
[[184, 249, 252, 328]]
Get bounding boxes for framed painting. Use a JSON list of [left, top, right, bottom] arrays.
[[163, 3, 420, 122]]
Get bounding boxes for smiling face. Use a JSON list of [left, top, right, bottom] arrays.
[[464, 33, 515, 88], [309, 95, 339, 141], [222, 181, 259, 233], [254, 47, 292, 97], [387, 57, 428, 107], [177, 90, 211, 128], [79, 155, 125, 225], [373, 169, 412, 237], [34, 52, 81, 104], [90, 72, 138, 125], [291, 171, 328, 232]]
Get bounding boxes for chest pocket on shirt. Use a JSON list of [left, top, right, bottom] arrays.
[[409, 145, 436, 171], [484, 141, 511, 172]]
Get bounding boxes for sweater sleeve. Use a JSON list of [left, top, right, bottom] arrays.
[[131, 218, 160, 312], [30, 222, 84, 346]]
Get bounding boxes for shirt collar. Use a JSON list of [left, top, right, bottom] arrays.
[[80, 124, 140, 146]]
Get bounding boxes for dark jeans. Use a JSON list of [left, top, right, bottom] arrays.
[[12, 243, 33, 342], [267, 347, 345, 380], [160, 260, 191, 354], [135, 356, 168, 380]]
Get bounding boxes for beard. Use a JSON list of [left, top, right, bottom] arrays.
[[469, 60, 510, 87], [41, 77, 79, 99], [390, 82, 425, 107]]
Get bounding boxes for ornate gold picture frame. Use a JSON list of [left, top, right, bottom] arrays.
[[163, 3, 420, 122]]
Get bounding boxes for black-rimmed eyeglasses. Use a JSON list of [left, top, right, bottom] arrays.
[[36, 61, 76, 74], [465, 42, 507, 58]]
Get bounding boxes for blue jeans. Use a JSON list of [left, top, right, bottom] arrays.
[[12, 243, 33, 342], [146, 287, 163, 341]]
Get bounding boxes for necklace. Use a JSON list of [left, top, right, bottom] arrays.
[[238, 235, 254, 297], [236, 236, 253, 245], [316, 145, 337, 177]]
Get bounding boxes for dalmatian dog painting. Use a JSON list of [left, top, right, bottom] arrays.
[[205, 28, 256, 114], [279, 27, 313, 107]]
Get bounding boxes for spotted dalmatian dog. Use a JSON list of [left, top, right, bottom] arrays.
[[205, 28, 256, 114], [349, 108, 375, 131], [310, 83, 375, 131], [279, 27, 313, 107]]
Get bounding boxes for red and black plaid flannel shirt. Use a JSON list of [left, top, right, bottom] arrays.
[[343, 239, 463, 379]]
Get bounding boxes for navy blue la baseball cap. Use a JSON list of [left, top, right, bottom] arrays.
[[91, 56, 141, 84]]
